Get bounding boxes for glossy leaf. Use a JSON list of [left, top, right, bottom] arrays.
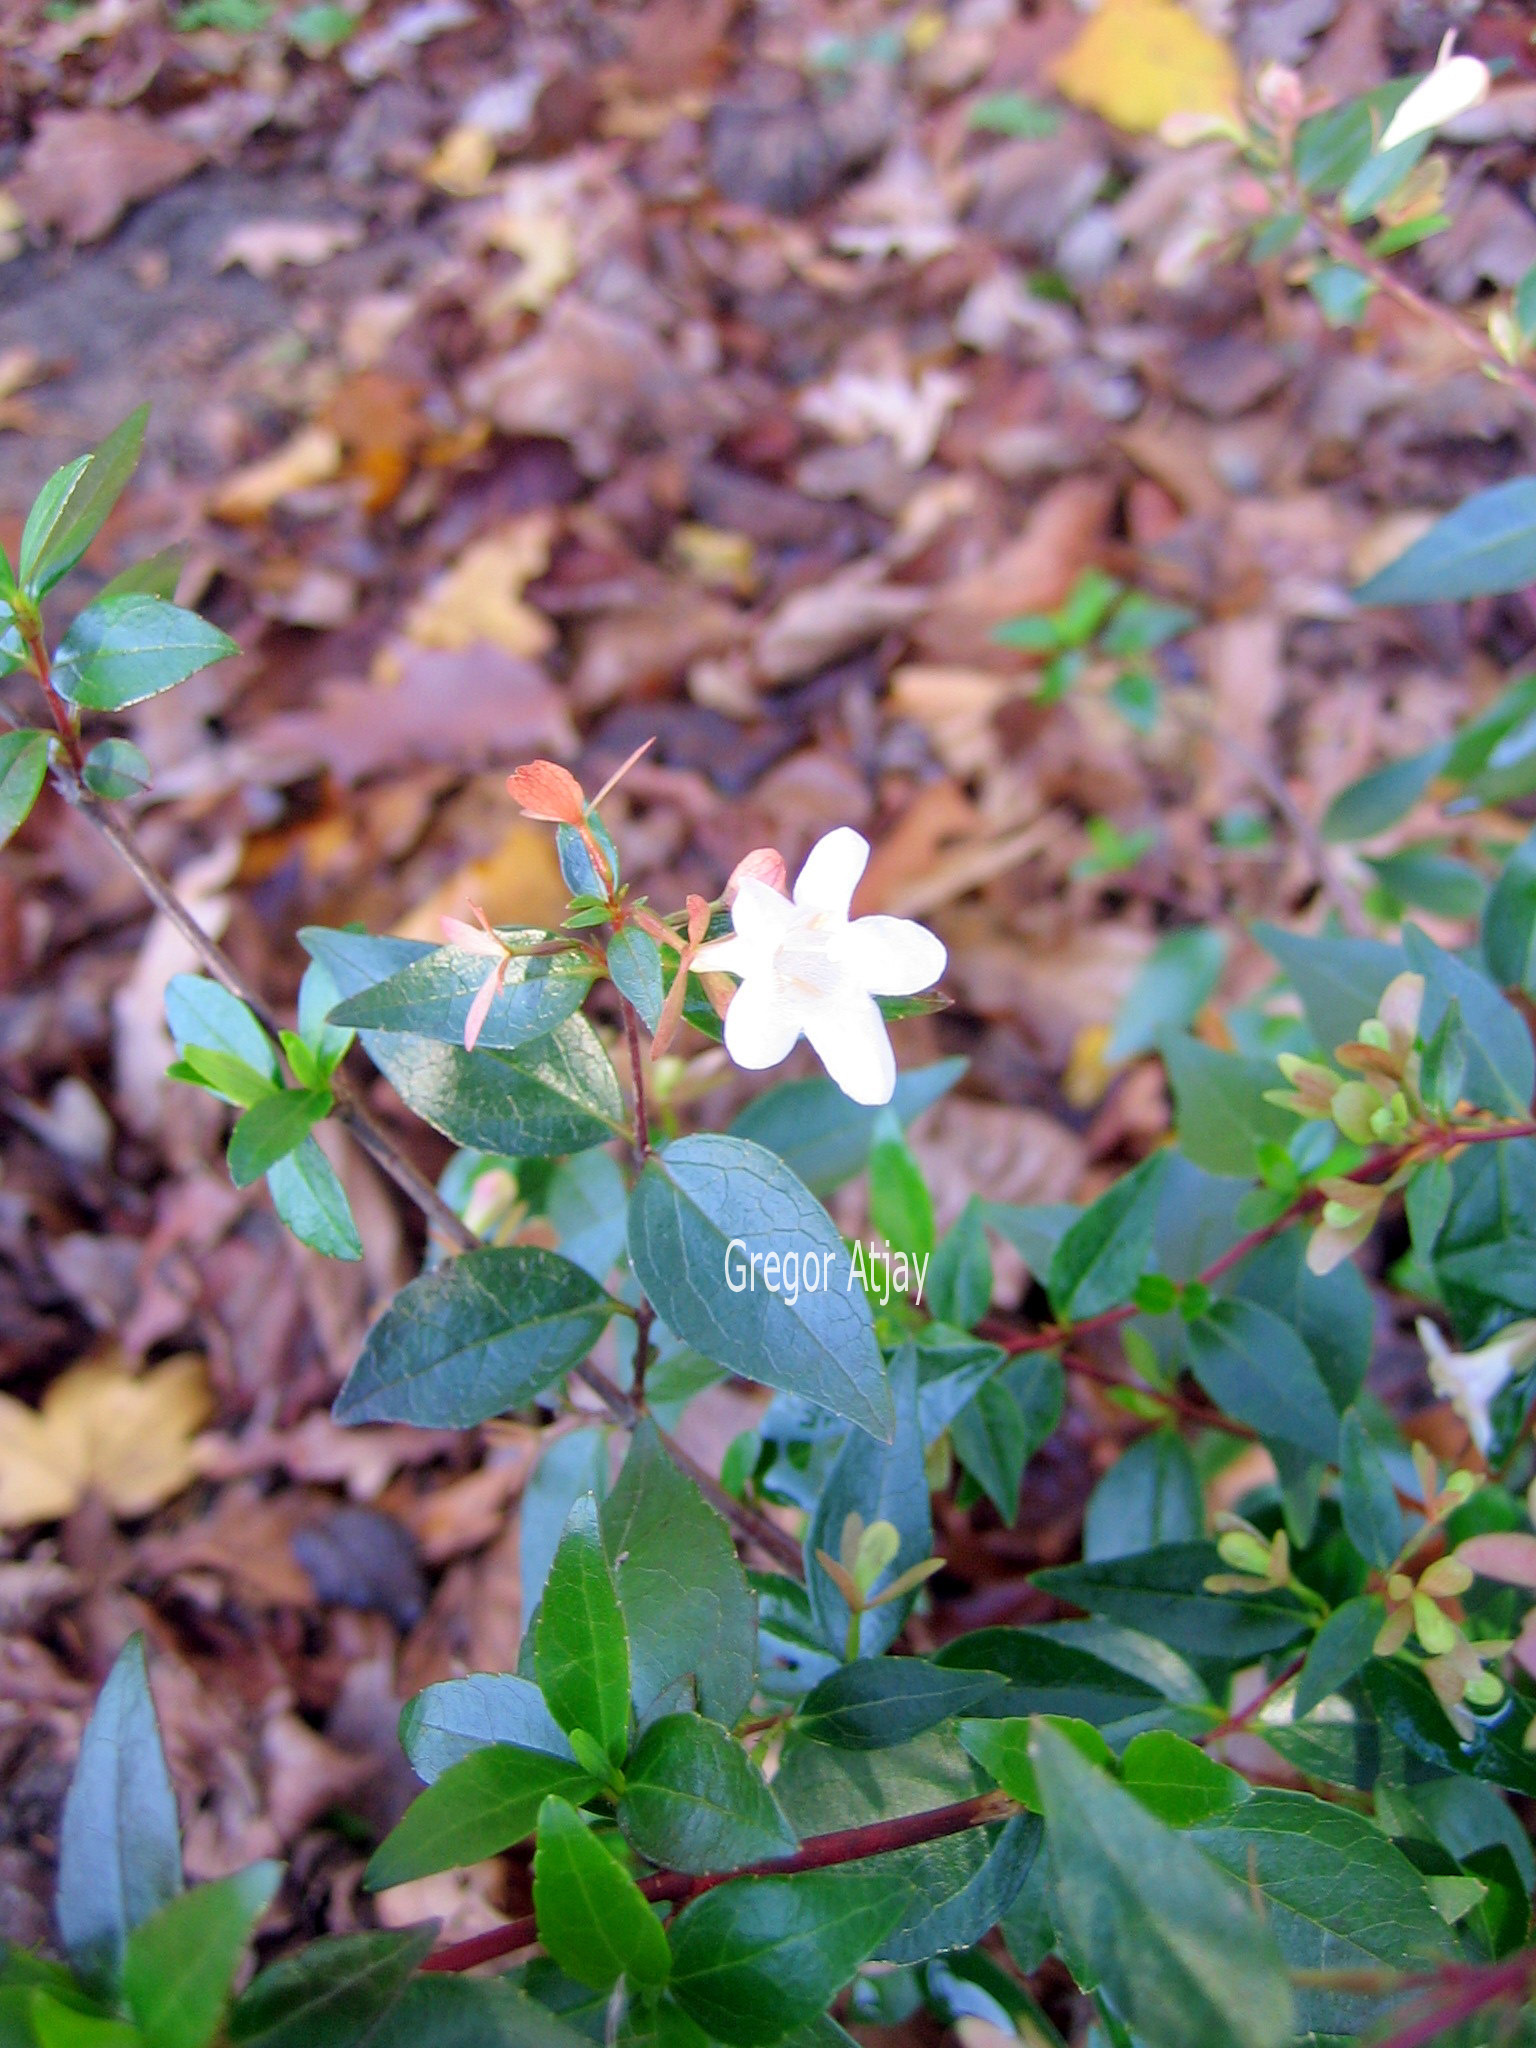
[[53, 597, 237, 711], [1484, 827, 1536, 992], [537, 1495, 630, 1764], [958, 1714, 1112, 1809], [806, 1345, 928, 1657], [1033, 1545, 1309, 1662], [1083, 1431, 1202, 1561], [399, 1674, 573, 1784], [0, 731, 50, 849], [932, 1628, 1171, 1732], [1047, 1152, 1169, 1323], [1185, 1300, 1340, 1461], [1253, 924, 1404, 1057], [228, 1929, 436, 2048], [867, 1111, 934, 1261], [925, 1199, 993, 1331], [628, 1135, 891, 1439], [360, 1979, 592, 2048], [798, 1659, 1004, 1750], [608, 927, 664, 1032], [1293, 1594, 1385, 1719], [620, 1715, 796, 1873], [266, 1137, 362, 1261], [334, 1247, 615, 1427], [20, 408, 147, 595], [1337, 1409, 1404, 1569], [533, 1798, 670, 1993], [1365, 1661, 1536, 1797], [327, 938, 591, 1052], [81, 738, 152, 801], [1357, 479, 1536, 605], [1162, 1035, 1298, 1180], [1119, 1731, 1249, 1827], [122, 1863, 280, 2048], [227, 1090, 329, 1188], [727, 1059, 966, 1197], [365, 1745, 596, 1889]]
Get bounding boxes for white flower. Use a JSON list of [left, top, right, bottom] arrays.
[[1378, 33, 1491, 153], [1417, 1315, 1536, 1455], [693, 827, 946, 1107]]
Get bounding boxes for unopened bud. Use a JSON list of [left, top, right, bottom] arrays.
[[726, 848, 790, 901]]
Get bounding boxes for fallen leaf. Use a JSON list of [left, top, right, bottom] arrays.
[[1052, 0, 1239, 135], [403, 515, 557, 660], [756, 562, 927, 683], [211, 426, 343, 521], [396, 818, 571, 939], [11, 110, 200, 243], [0, 1353, 212, 1529], [799, 363, 967, 469], [484, 210, 578, 313], [215, 217, 365, 278], [425, 125, 499, 197]]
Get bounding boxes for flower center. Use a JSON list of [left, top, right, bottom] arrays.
[[773, 914, 843, 1001]]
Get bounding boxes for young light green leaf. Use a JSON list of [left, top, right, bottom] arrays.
[[228, 1928, 436, 2048], [627, 1135, 892, 1439], [122, 1862, 280, 2048], [28, 1996, 140, 2048], [52, 598, 238, 712], [608, 927, 665, 1032], [1293, 1594, 1386, 1719], [227, 1089, 330, 1188], [619, 1715, 796, 1873], [1337, 1409, 1404, 1569], [266, 1137, 362, 1261], [798, 1659, 1004, 1750], [365, 1745, 596, 1890], [56, 1636, 182, 1992], [666, 1871, 901, 2048], [399, 1674, 573, 1785], [533, 1800, 670, 1994], [959, 1714, 1112, 1809], [1119, 1731, 1249, 1827], [168, 1047, 278, 1110], [1185, 1300, 1341, 1462], [1034, 1722, 1294, 2048], [537, 1494, 631, 1765], [333, 1246, 616, 1427], [19, 408, 147, 596], [933, 1627, 1175, 1730], [1047, 1152, 1169, 1323], [0, 731, 51, 849]]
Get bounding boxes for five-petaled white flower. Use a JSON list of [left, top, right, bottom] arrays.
[[692, 827, 946, 1107], [1417, 1315, 1536, 1456], [1378, 32, 1491, 153]]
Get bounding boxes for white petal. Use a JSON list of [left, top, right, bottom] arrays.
[[1378, 54, 1489, 150], [723, 978, 802, 1071], [842, 915, 946, 997], [793, 828, 869, 919], [731, 876, 800, 949], [690, 933, 754, 976], [802, 990, 895, 1105]]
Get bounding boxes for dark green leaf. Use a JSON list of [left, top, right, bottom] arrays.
[[1434, 1138, 1536, 1342], [56, 1636, 182, 1991], [1365, 1661, 1536, 1796], [81, 739, 152, 802], [932, 1628, 1171, 1732], [229, 1929, 436, 2048], [333, 1247, 615, 1428], [1119, 1730, 1248, 1826], [620, 1715, 796, 1873], [1106, 930, 1226, 1063], [951, 1379, 1029, 1522], [806, 1345, 928, 1657], [1048, 1152, 1168, 1322], [327, 938, 591, 1053], [1033, 1545, 1309, 1662], [667, 1871, 900, 2048], [266, 1137, 362, 1261], [1405, 923, 1534, 1116], [1192, 1791, 1452, 2034], [1483, 826, 1536, 992], [1252, 924, 1404, 1056], [1307, 261, 1374, 327], [600, 1421, 756, 1728], [1035, 1723, 1293, 2048], [1365, 846, 1485, 920], [19, 409, 147, 595], [1320, 748, 1446, 843], [227, 1090, 330, 1188], [1161, 1036, 1298, 1180], [628, 1135, 891, 1439], [400, 1674, 573, 1785], [1225, 1231, 1372, 1413], [925, 1200, 992, 1330], [533, 1798, 670, 1993], [360, 1978, 592, 2048], [53, 598, 237, 711], [1338, 1409, 1404, 1568], [1186, 1299, 1341, 1461], [978, 1203, 1078, 1275], [1083, 1431, 1202, 1561], [727, 1060, 965, 1197], [365, 1745, 596, 1890], [797, 1659, 1004, 1749], [1294, 1594, 1385, 1719], [122, 1862, 279, 2048], [607, 928, 664, 1032], [1293, 83, 1411, 195], [1357, 480, 1536, 605], [537, 1495, 630, 1764], [0, 731, 50, 849]]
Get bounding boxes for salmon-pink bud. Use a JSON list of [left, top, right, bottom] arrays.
[[725, 848, 789, 901], [507, 760, 586, 825]]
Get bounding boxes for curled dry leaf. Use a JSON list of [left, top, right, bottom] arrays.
[[210, 426, 344, 521], [0, 1352, 212, 1530]]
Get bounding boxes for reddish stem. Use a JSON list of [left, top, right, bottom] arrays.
[[19, 611, 86, 776], [1365, 1951, 1536, 2048], [1203, 1654, 1307, 1745], [418, 1790, 1016, 1974]]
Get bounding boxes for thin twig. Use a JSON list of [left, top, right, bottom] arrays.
[[418, 1790, 1018, 1974], [1202, 1653, 1307, 1745]]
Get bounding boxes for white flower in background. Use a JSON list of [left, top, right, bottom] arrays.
[[693, 827, 946, 1107], [1378, 32, 1491, 153], [1417, 1316, 1536, 1455]]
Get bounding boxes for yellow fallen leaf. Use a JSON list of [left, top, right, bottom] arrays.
[[396, 817, 570, 940], [485, 211, 576, 314], [1063, 1021, 1118, 1109], [426, 124, 498, 198], [211, 425, 342, 521], [403, 513, 556, 660], [672, 523, 757, 596], [1053, 0, 1238, 134], [0, 1353, 212, 1529], [0, 191, 25, 264]]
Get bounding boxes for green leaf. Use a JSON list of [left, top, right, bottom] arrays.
[[925, 1199, 992, 1330], [56, 1636, 182, 1992], [537, 1494, 631, 1765], [359, 1979, 591, 2048], [399, 1674, 573, 1784], [1337, 1409, 1404, 1569], [1405, 922, 1534, 1116], [1293, 1593, 1385, 1719], [1293, 82, 1413, 194], [1048, 1152, 1168, 1322], [1119, 1731, 1249, 1826], [20, 409, 147, 595], [327, 938, 591, 1053], [533, 1798, 670, 1993], [1192, 1791, 1452, 2034], [81, 739, 152, 802], [797, 1659, 1004, 1750], [620, 1715, 796, 1873], [1483, 825, 1536, 991], [228, 1928, 436, 2048], [333, 1246, 616, 1427], [1034, 1722, 1293, 2048], [1321, 747, 1447, 843], [600, 1420, 757, 1728], [667, 1871, 901, 2048], [53, 598, 237, 712], [266, 1137, 362, 1261], [966, 89, 1060, 137], [1358, 479, 1536, 605], [727, 1060, 965, 1197], [168, 1048, 276, 1110], [0, 731, 50, 849], [951, 1378, 1031, 1522], [1365, 845, 1485, 920], [628, 1135, 891, 1439], [1032, 1545, 1309, 1662], [122, 1863, 280, 2048], [959, 1714, 1112, 1809], [1083, 1431, 1202, 1561], [1307, 261, 1374, 327], [806, 1345, 928, 1657], [164, 976, 278, 1084], [1225, 1231, 1372, 1413], [932, 1628, 1175, 1732], [1253, 923, 1404, 1056], [868, 1111, 935, 1261], [1162, 1034, 1312, 1180], [1365, 1660, 1536, 1797], [608, 928, 664, 1032], [1434, 1138, 1536, 1342], [29, 1998, 139, 2048], [365, 1744, 596, 1889], [1106, 930, 1226, 1063], [1185, 1299, 1341, 1461], [227, 1089, 330, 1188], [98, 548, 186, 605]]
